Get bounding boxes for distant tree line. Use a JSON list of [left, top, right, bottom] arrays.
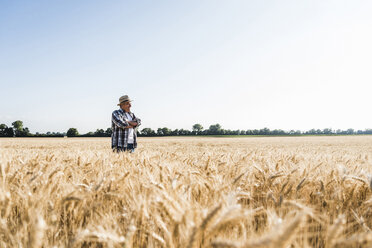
[[1, 121, 372, 137], [138, 124, 372, 136], [0, 121, 31, 137]]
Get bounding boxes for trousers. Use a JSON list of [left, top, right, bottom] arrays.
[[113, 144, 135, 153]]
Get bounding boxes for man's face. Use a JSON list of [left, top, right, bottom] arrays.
[[120, 101, 131, 112]]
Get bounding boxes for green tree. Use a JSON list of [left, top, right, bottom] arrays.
[[23, 127, 31, 136], [0, 124, 14, 137], [259, 128, 270, 135], [346, 128, 354, 134], [157, 128, 164, 136], [178, 129, 191, 135], [67, 128, 79, 137], [246, 130, 254, 135], [94, 129, 105, 137], [307, 129, 316, 135], [323, 128, 333, 134], [171, 129, 179, 136], [12, 120, 23, 136], [141, 128, 156, 136], [0, 124, 8, 137], [105, 128, 112, 136], [11, 120, 31, 137], [192, 124, 203, 134], [12, 120, 23, 130], [85, 132, 94, 137], [163, 127, 172, 136], [208, 124, 222, 135]]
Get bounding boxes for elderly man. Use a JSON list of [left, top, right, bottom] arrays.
[[111, 95, 141, 152]]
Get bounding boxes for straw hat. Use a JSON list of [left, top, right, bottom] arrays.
[[117, 95, 132, 106]]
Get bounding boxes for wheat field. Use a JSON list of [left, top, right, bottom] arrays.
[[0, 136, 372, 247]]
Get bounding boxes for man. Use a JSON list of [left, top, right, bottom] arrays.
[[111, 95, 141, 152]]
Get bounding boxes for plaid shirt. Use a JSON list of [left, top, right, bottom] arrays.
[[111, 109, 141, 149]]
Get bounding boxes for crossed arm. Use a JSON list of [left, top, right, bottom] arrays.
[[112, 111, 141, 129], [131, 116, 141, 128]]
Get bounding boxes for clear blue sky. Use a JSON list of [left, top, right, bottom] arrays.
[[1, 0, 371, 133]]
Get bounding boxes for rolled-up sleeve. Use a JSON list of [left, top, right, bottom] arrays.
[[112, 111, 129, 129]]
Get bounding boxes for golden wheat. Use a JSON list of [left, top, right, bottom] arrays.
[[0, 136, 371, 247]]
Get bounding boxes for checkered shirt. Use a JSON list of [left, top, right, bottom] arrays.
[[111, 109, 141, 149]]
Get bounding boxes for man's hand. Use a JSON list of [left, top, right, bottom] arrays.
[[128, 121, 138, 127]]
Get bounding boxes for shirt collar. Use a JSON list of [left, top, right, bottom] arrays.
[[119, 108, 131, 114]]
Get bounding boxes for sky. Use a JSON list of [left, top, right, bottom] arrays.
[[0, 0, 371, 133]]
